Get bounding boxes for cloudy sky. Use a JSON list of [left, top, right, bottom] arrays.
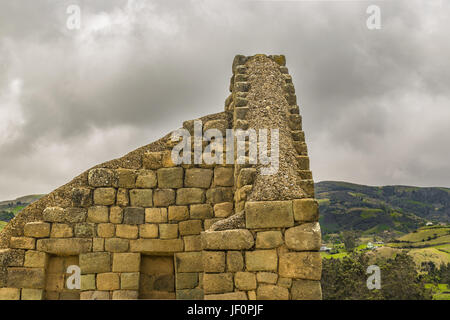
[[0, 0, 449, 199]]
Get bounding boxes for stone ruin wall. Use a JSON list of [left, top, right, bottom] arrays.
[[0, 54, 322, 300]]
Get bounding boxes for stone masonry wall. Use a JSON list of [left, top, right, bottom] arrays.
[[201, 55, 322, 300], [0, 54, 322, 300]]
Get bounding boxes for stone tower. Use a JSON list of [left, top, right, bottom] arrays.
[[0, 54, 322, 300]]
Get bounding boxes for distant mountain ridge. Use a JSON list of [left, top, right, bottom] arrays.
[[316, 181, 450, 235], [0, 194, 45, 229]]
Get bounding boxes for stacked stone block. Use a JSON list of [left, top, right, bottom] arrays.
[[0, 54, 322, 300], [201, 54, 322, 300], [201, 199, 322, 300]]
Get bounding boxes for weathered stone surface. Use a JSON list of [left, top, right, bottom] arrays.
[[50, 223, 73, 238], [80, 252, 111, 274], [236, 185, 252, 202], [42, 207, 65, 222], [74, 223, 96, 238], [204, 218, 222, 230], [202, 251, 225, 272], [66, 207, 88, 223], [245, 201, 294, 229], [123, 207, 145, 224], [112, 290, 139, 300], [256, 284, 289, 300], [285, 222, 321, 251], [161, 150, 176, 167], [81, 274, 96, 290], [270, 54, 286, 66], [112, 253, 140, 272], [279, 252, 322, 280], [293, 141, 307, 155], [296, 156, 309, 170], [213, 167, 234, 186], [179, 220, 202, 236], [121, 272, 140, 290], [190, 204, 213, 219], [9, 237, 35, 250], [97, 272, 120, 290], [109, 206, 123, 223], [135, 170, 157, 188], [105, 238, 129, 252], [130, 239, 184, 253], [235, 106, 249, 119], [0, 249, 24, 268], [116, 224, 139, 239], [159, 224, 178, 239], [87, 206, 109, 223], [37, 238, 92, 255], [183, 235, 202, 252], [145, 208, 167, 223], [205, 292, 247, 300], [227, 251, 244, 272], [116, 188, 129, 206], [185, 168, 213, 188], [157, 167, 184, 188], [237, 168, 256, 187], [176, 272, 198, 289], [139, 224, 158, 238], [0, 288, 20, 300], [204, 119, 228, 136], [256, 231, 284, 249], [88, 168, 115, 187], [277, 277, 292, 289], [153, 189, 175, 207], [93, 238, 105, 251], [298, 180, 315, 197], [201, 229, 254, 250], [246, 250, 278, 272], [71, 187, 93, 208], [115, 168, 136, 188], [80, 291, 110, 300], [292, 198, 319, 222], [129, 189, 153, 207], [24, 251, 48, 268], [93, 188, 116, 205], [257, 272, 278, 284], [213, 202, 233, 218], [168, 206, 189, 221], [291, 279, 322, 300], [206, 187, 233, 204], [97, 223, 115, 238], [143, 152, 163, 170], [175, 252, 203, 273], [176, 188, 205, 205], [176, 288, 204, 300], [21, 288, 44, 300], [24, 222, 50, 238], [203, 273, 233, 294], [7, 268, 45, 288], [235, 272, 257, 291]]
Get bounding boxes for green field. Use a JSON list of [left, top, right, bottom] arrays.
[[425, 284, 450, 300], [398, 226, 450, 242], [0, 221, 6, 232]]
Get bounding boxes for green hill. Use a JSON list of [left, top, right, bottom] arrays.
[[0, 194, 45, 231], [316, 181, 450, 236]]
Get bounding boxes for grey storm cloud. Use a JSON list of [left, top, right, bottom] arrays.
[[0, 0, 449, 199]]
